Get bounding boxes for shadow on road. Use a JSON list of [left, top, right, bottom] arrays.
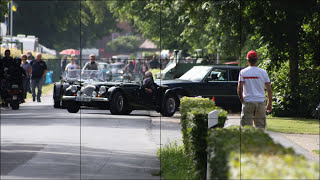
[[1, 141, 159, 179]]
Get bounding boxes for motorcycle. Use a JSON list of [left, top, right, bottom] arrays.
[[1, 67, 23, 110]]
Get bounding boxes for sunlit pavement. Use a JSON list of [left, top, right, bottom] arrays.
[[0, 95, 163, 179]]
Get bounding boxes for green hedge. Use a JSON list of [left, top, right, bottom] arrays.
[[208, 126, 319, 179], [180, 97, 228, 179]]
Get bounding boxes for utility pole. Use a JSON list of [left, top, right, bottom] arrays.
[[10, 0, 13, 49]]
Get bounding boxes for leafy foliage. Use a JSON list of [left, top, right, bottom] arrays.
[[12, 1, 116, 50], [106, 36, 141, 53], [259, 59, 320, 117], [179, 97, 228, 179], [207, 126, 319, 179], [0, 0, 9, 17], [157, 142, 195, 180]]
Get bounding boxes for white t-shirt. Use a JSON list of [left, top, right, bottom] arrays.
[[65, 63, 78, 71], [238, 66, 270, 102]]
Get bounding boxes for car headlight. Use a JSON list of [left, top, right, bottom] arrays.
[[71, 85, 78, 93], [99, 86, 107, 94], [92, 91, 97, 97]]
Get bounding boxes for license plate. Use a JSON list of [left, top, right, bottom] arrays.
[[75, 96, 91, 102], [12, 95, 17, 100]]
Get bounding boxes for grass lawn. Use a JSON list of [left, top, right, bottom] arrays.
[[157, 142, 194, 180], [26, 83, 54, 100], [267, 117, 319, 134], [312, 150, 320, 156]]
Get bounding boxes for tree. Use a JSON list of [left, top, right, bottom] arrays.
[[0, 0, 9, 17], [12, 1, 116, 51], [242, 0, 319, 114], [106, 36, 141, 53]]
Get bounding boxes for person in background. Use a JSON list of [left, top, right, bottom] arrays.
[[26, 51, 34, 63], [30, 53, 47, 102], [237, 50, 272, 129], [148, 55, 159, 69], [20, 54, 31, 102], [82, 54, 98, 70], [65, 55, 79, 72], [124, 60, 134, 74], [61, 55, 68, 75]]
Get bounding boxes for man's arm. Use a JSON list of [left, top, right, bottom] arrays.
[[265, 83, 272, 112], [42, 62, 47, 78], [237, 81, 244, 103]]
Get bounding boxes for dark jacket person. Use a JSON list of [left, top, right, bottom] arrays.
[[30, 53, 47, 102]]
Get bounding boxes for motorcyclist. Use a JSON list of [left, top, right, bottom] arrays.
[[1, 50, 25, 106], [1, 50, 14, 106]]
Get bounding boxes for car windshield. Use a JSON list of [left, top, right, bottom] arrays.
[[81, 70, 104, 82], [64, 69, 104, 82], [179, 66, 212, 81], [98, 63, 110, 71]]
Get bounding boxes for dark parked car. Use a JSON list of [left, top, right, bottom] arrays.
[[61, 71, 179, 117], [156, 65, 244, 112]]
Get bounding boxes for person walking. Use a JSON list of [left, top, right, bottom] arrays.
[[30, 53, 47, 102], [82, 54, 98, 70], [26, 51, 34, 64], [237, 50, 272, 129], [20, 54, 31, 102]]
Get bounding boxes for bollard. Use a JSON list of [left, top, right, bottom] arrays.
[[207, 110, 218, 180]]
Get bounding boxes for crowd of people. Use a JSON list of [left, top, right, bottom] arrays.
[[1, 50, 47, 105], [60, 54, 180, 81]]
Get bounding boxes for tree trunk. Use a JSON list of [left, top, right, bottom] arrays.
[[287, 10, 300, 114]]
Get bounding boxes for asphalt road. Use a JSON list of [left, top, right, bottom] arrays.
[[0, 94, 182, 179]]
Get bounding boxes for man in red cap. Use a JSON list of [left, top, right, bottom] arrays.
[[237, 50, 272, 129]]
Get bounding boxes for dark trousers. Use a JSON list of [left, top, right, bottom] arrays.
[[22, 78, 30, 99], [31, 78, 43, 101]]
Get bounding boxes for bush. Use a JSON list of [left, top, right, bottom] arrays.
[[229, 153, 319, 179], [259, 60, 320, 118], [179, 97, 228, 179], [207, 126, 319, 179]]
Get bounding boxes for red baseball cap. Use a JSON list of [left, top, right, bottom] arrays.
[[247, 50, 258, 59]]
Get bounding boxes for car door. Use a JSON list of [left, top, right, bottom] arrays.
[[197, 67, 236, 104]]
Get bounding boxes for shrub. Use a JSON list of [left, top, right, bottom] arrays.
[[229, 153, 319, 179], [179, 97, 228, 179], [259, 60, 320, 118], [207, 126, 319, 179]]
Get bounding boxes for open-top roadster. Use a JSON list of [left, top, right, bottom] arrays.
[[61, 70, 179, 117]]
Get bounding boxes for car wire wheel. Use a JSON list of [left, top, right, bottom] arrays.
[[166, 97, 176, 114], [116, 95, 124, 111]]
